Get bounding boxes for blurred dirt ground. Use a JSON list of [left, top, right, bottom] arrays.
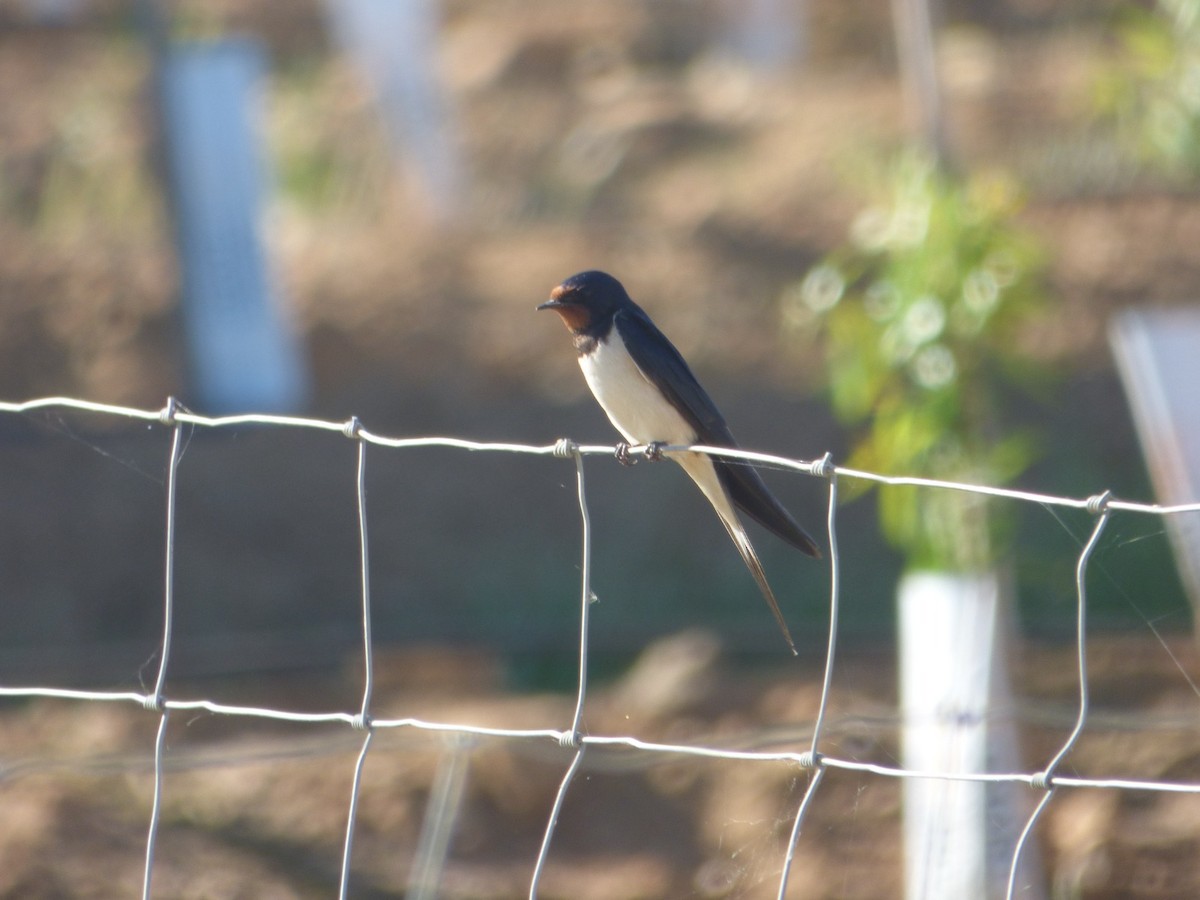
[[3, 0, 1200, 897]]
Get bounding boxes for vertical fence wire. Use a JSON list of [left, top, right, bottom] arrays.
[[339, 730, 375, 898], [529, 439, 594, 898], [141, 709, 170, 900], [529, 747, 587, 900], [2, 398, 1200, 898], [339, 421, 375, 899], [564, 440, 593, 744], [777, 453, 840, 899], [141, 399, 184, 900], [1005, 492, 1113, 899]]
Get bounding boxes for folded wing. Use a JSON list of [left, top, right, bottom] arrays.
[[613, 308, 820, 558]]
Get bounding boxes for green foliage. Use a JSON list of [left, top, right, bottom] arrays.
[[786, 153, 1048, 572], [1094, 0, 1200, 177]]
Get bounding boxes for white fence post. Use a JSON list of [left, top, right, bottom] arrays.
[[900, 570, 1044, 899]]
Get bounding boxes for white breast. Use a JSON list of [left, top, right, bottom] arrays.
[[578, 334, 696, 446]]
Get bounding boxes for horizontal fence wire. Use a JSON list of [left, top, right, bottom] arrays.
[[2, 395, 1200, 899]]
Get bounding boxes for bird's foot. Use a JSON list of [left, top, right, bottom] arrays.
[[644, 441, 667, 462], [614, 442, 637, 466]]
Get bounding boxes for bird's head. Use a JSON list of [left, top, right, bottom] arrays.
[[537, 270, 630, 335]]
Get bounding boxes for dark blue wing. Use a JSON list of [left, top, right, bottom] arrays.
[[614, 307, 820, 557]]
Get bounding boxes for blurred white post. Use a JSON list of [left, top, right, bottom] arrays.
[[1110, 308, 1200, 622], [890, 0, 951, 166], [406, 739, 471, 900], [900, 571, 1044, 899], [158, 40, 311, 414], [324, 0, 463, 221]]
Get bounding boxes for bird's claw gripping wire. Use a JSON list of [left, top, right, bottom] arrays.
[[615, 441, 667, 466]]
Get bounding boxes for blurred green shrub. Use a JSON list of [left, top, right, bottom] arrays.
[[785, 152, 1049, 572], [1094, 0, 1200, 178]]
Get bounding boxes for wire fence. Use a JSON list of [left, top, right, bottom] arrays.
[[1, 395, 1199, 899]]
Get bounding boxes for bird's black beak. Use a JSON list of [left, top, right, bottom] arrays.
[[538, 283, 570, 311]]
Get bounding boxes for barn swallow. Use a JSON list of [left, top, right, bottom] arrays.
[[538, 270, 820, 653]]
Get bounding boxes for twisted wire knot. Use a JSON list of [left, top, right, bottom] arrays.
[[159, 397, 180, 426], [812, 452, 836, 479], [1030, 770, 1055, 791], [796, 750, 824, 769]]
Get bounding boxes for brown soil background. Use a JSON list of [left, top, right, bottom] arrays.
[[3, 1, 1200, 897]]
